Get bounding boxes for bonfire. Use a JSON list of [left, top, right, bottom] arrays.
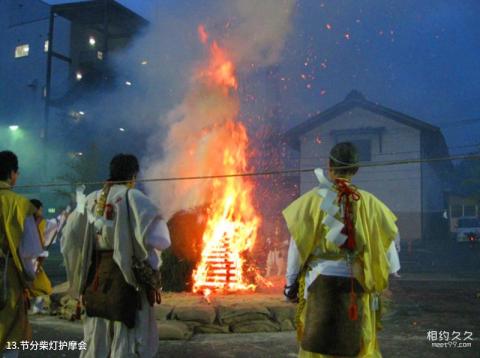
[[191, 25, 262, 297]]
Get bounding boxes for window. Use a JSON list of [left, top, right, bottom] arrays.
[[350, 139, 371, 162], [463, 205, 476, 217], [15, 44, 29, 58], [450, 205, 463, 218], [44, 40, 49, 52], [458, 218, 480, 228]]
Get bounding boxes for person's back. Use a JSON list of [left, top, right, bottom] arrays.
[[283, 142, 400, 358], [62, 153, 171, 358]]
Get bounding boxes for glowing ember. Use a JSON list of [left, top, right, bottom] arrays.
[[192, 25, 261, 295]]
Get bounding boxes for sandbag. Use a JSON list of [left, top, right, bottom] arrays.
[[280, 319, 295, 331], [58, 298, 82, 321], [195, 324, 230, 334], [157, 321, 193, 340], [267, 305, 296, 322], [217, 304, 271, 325], [173, 305, 216, 324], [231, 319, 280, 333], [182, 321, 202, 330], [155, 304, 174, 321]]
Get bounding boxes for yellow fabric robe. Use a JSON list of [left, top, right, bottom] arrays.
[[0, 182, 36, 349], [283, 187, 398, 358], [29, 219, 53, 297]]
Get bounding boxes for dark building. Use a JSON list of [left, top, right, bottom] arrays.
[[0, 0, 147, 208]]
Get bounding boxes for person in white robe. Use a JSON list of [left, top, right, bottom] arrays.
[[61, 154, 171, 358]]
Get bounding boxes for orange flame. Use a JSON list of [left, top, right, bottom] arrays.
[[198, 24, 209, 44], [192, 26, 260, 295], [198, 41, 238, 91]]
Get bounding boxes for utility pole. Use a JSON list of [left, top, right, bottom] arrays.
[[43, 9, 55, 178]]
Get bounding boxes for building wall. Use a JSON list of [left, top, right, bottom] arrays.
[[0, 0, 72, 209], [298, 106, 423, 241], [0, 0, 71, 127]]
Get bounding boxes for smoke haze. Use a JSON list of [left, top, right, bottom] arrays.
[[144, 0, 295, 218]]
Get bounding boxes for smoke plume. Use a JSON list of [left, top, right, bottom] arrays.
[[144, 0, 295, 218]]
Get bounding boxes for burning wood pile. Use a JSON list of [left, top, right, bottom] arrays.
[[188, 25, 263, 297]]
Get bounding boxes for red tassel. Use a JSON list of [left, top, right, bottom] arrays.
[[348, 276, 358, 321], [349, 302, 358, 320], [335, 179, 361, 322]]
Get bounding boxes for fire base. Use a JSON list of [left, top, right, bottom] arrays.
[[156, 292, 296, 340]]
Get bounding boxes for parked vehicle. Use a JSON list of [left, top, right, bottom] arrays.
[[455, 217, 480, 243]]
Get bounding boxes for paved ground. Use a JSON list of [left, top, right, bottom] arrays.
[[19, 274, 479, 358]]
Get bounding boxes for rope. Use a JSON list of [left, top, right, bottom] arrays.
[[13, 153, 480, 191], [335, 178, 361, 321], [295, 269, 307, 342]]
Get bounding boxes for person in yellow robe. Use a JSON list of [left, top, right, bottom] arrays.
[[0, 151, 43, 358], [283, 142, 400, 358]]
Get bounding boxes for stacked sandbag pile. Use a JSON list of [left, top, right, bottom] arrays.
[[154, 300, 296, 340], [155, 305, 195, 340], [218, 304, 280, 333], [51, 284, 297, 339]]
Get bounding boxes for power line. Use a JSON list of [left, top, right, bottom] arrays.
[[292, 142, 480, 159], [437, 117, 480, 128], [14, 153, 480, 191]]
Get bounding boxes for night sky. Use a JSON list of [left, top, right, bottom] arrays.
[[45, 0, 480, 154]]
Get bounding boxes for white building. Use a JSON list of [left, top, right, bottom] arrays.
[[285, 90, 452, 242]]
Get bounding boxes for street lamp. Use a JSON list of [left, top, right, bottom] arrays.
[[89, 36, 96, 46], [9, 125, 19, 131]]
